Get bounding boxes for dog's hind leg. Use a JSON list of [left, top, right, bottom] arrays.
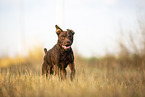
[[42, 61, 51, 79], [46, 66, 51, 79], [42, 63, 47, 78]]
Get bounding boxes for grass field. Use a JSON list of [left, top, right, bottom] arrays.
[[0, 55, 145, 97]]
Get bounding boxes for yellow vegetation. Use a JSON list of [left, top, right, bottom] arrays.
[[0, 46, 145, 97], [0, 43, 145, 97]]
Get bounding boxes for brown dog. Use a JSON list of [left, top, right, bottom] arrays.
[[42, 25, 75, 80]]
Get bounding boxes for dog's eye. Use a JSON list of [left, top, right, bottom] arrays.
[[61, 36, 65, 39], [68, 36, 72, 39]]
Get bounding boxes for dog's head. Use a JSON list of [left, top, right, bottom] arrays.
[[55, 25, 75, 51]]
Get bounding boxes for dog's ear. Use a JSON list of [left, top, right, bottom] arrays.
[[67, 29, 75, 35], [56, 29, 61, 35], [55, 25, 63, 35], [71, 30, 75, 35]]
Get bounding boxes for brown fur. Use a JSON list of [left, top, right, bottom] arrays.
[[42, 25, 75, 80]]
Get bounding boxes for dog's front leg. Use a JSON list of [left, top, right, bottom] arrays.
[[61, 68, 66, 80], [69, 62, 75, 81], [54, 64, 60, 77]]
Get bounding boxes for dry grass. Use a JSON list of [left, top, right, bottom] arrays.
[[0, 35, 145, 97], [0, 55, 145, 97]]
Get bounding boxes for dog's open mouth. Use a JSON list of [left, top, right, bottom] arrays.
[[62, 45, 71, 50]]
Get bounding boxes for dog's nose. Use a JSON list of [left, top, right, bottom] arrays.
[[66, 40, 71, 44]]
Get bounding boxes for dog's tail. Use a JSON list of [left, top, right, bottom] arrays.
[[44, 48, 47, 54]]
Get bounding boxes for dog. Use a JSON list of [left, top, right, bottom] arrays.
[[42, 25, 75, 80]]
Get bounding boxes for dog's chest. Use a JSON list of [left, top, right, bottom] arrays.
[[59, 52, 72, 67]]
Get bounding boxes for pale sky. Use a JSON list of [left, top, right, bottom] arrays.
[[0, 0, 145, 57]]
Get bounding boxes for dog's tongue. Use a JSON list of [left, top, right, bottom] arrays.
[[62, 45, 70, 50]]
